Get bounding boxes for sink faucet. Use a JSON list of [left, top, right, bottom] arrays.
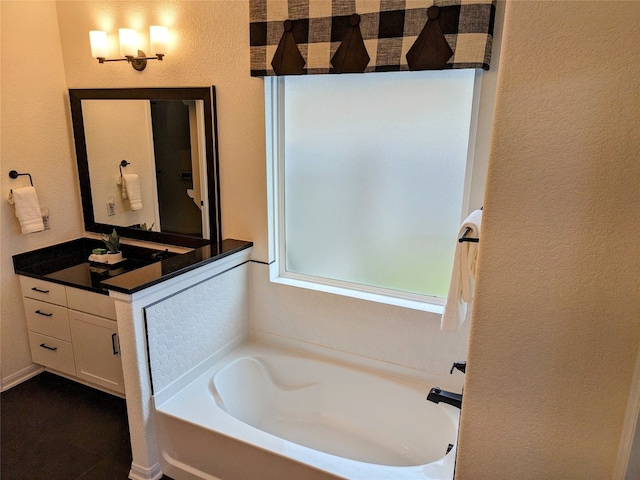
[[426, 387, 462, 409]]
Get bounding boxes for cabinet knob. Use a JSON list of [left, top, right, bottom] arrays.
[[31, 287, 50, 294], [35, 310, 53, 317], [39, 343, 57, 351]]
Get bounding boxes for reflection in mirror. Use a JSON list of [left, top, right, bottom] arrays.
[[69, 88, 221, 248], [83, 99, 207, 236]]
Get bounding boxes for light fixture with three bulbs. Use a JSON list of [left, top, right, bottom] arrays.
[[89, 26, 168, 71]]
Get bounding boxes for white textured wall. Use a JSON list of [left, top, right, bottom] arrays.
[[0, 2, 84, 387], [146, 263, 250, 394], [83, 100, 158, 228], [456, 2, 640, 478], [251, 264, 469, 391]]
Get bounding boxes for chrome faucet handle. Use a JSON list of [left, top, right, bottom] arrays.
[[450, 361, 466, 374]]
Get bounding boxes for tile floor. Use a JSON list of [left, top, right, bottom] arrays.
[[1, 371, 172, 480]]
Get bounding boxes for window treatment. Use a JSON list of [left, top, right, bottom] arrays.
[[250, 0, 496, 76]]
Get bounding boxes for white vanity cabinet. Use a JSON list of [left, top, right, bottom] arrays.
[[19, 276, 125, 395]]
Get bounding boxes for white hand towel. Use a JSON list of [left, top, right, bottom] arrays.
[[122, 173, 142, 211], [117, 175, 128, 199], [8, 186, 45, 234], [441, 209, 482, 332]]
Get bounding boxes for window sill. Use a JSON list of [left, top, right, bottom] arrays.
[[269, 267, 445, 315]]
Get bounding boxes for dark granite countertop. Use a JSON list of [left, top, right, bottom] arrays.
[[13, 238, 253, 295]]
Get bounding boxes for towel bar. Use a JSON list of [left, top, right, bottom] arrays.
[[9, 170, 34, 189], [459, 227, 479, 243], [119, 160, 130, 176]]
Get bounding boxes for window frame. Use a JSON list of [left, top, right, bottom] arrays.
[[265, 71, 490, 313]]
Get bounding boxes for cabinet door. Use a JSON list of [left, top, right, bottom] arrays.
[[68, 310, 125, 395]]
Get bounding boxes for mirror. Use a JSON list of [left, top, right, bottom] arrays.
[[69, 87, 221, 248]]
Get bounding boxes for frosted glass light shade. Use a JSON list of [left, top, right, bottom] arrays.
[[150, 26, 168, 55], [119, 28, 138, 56], [89, 30, 109, 59]]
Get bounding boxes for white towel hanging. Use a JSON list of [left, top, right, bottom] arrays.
[[117, 173, 143, 210], [122, 173, 142, 211], [441, 209, 482, 332], [117, 175, 128, 199], [8, 186, 45, 234]]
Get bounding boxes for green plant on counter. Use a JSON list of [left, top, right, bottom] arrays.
[[101, 228, 121, 253]]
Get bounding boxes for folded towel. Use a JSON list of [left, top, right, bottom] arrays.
[[117, 175, 128, 199], [441, 209, 482, 332], [119, 173, 142, 211], [8, 186, 45, 234]]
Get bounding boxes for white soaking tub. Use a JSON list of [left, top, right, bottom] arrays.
[[154, 341, 460, 480]]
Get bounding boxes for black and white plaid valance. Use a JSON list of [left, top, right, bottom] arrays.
[[250, 0, 496, 76]]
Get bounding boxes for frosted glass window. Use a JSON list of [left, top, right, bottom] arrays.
[[282, 70, 475, 298]]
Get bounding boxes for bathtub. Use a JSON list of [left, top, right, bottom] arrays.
[[153, 341, 460, 480]]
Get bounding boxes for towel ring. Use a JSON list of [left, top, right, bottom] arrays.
[[119, 160, 130, 176], [9, 170, 34, 190], [458, 206, 482, 243], [459, 227, 479, 243]]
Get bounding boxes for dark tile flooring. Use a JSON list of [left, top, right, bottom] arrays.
[[1, 372, 172, 480]]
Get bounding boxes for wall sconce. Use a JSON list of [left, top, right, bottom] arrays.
[[89, 26, 168, 71]]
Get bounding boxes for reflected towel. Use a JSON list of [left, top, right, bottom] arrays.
[[121, 173, 142, 211], [8, 186, 44, 234], [441, 209, 482, 332], [117, 175, 127, 199]]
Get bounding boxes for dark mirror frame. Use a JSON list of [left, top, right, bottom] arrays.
[[69, 87, 221, 248]]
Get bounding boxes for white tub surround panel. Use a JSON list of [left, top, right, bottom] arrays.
[[250, 263, 470, 391], [111, 247, 251, 480], [145, 262, 250, 395]]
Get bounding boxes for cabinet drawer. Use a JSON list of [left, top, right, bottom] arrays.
[[20, 276, 67, 306], [28, 332, 76, 376], [66, 287, 116, 320], [24, 298, 71, 341]]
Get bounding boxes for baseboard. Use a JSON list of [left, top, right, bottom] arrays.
[[1, 363, 43, 392], [128, 461, 163, 480]]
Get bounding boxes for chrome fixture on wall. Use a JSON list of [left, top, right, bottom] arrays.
[[89, 26, 168, 71]]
